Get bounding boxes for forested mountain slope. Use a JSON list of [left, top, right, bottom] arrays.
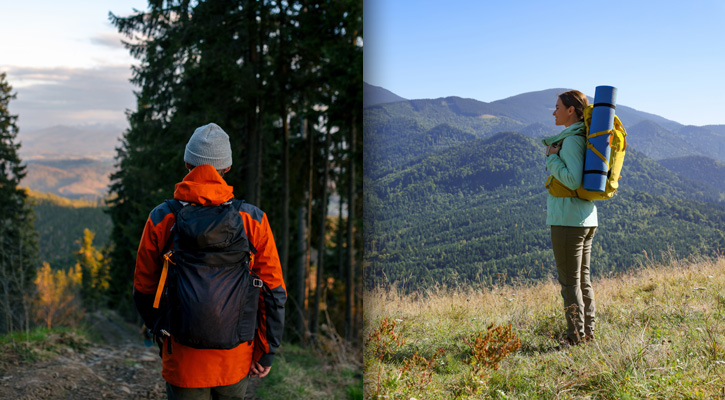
[[29, 190, 111, 269], [363, 100, 522, 177], [658, 155, 725, 194], [365, 132, 725, 290]]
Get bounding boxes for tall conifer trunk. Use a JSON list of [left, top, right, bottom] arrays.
[[276, 1, 291, 282], [337, 139, 346, 283], [305, 114, 313, 322], [244, 1, 262, 206], [281, 108, 290, 281], [296, 206, 306, 338], [296, 114, 311, 339], [345, 121, 356, 342], [311, 125, 331, 337]]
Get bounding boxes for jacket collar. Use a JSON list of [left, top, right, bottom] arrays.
[[174, 165, 234, 206], [541, 121, 586, 146]]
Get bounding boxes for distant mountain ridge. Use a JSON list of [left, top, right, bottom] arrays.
[[363, 84, 684, 129], [16, 124, 122, 199], [364, 83, 725, 178], [19, 124, 123, 160], [21, 158, 114, 200], [489, 89, 683, 131]]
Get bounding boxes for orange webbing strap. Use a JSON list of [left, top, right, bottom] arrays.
[[153, 252, 174, 309]]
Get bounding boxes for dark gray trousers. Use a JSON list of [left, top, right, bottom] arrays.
[[551, 225, 597, 342], [166, 376, 249, 400]]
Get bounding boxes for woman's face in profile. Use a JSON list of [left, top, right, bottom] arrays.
[[553, 98, 574, 127]]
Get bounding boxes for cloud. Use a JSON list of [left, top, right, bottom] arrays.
[[90, 32, 127, 50], [3, 65, 137, 132]]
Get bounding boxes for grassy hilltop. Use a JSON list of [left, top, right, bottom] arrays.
[[364, 253, 725, 399]]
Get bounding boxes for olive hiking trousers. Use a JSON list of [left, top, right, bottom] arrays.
[[551, 225, 597, 343]]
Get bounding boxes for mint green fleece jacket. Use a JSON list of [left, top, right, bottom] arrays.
[[544, 122, 598, 227]]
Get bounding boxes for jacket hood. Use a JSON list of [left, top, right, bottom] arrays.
[[174, 164, 234, 206]]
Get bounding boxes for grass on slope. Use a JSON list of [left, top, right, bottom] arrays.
[[256, 326, 363, 400], [364, 252, 725, 399]]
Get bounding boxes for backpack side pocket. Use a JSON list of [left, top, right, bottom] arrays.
[[238, 269, 262, 342]]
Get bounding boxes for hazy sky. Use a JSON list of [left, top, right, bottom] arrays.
[[364, 1, 725, 126], [1, 1, 145, 132]]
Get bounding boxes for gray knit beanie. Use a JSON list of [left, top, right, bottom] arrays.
[[184, 123, 233, 170]]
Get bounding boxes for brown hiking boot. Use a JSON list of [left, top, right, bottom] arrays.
[[555, 333, 580, 350]]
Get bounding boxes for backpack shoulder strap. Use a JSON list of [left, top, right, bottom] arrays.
[[229, 198, 257, 255], [164, 199, 184, 215], [159, 199, 185, 254], [583, 104, 593, 133]]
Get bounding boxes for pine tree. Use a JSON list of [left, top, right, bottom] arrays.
[[0, 72, 39, 334], [107, 1, 275, 317]]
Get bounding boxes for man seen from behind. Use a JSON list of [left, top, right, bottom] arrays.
[[133, 123, 287, 399]]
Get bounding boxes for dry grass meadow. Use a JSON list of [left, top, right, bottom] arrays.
[[364, 253, 725, 399]]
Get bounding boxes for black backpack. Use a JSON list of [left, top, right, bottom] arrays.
[[153, 199, 262, 352]]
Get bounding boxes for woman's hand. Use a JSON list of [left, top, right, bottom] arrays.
[[546, 143, 561, 157]]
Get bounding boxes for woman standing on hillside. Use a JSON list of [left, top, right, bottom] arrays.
[[542, 90, 597, 346]]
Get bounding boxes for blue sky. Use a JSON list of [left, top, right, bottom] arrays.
[[364, 1, 725, 126], [0, 1, 145, 132]]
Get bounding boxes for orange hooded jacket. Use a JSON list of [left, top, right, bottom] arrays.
[[134, 165, 286, 388]]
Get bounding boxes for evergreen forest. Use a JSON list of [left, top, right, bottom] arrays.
[[106, 0, 363, 344]]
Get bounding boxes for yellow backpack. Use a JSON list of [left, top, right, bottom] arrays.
[[545, 105, 627, 201]]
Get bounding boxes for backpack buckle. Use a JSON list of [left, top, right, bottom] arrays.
[[253, 278, 263, 288]]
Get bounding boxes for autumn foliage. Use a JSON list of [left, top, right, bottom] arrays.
[[33, 228, 110, 329], [365, 317, 407, 362], [465, 323, 522, 375], [33, 262, 83, 329]]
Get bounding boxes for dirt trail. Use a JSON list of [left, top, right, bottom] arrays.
[[0, 312, 261, 399]]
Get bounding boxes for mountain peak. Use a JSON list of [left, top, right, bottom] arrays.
[[363, 82, 407, 107]]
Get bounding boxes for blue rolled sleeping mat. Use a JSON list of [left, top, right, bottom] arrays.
[[583, 85, 617, 192]]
